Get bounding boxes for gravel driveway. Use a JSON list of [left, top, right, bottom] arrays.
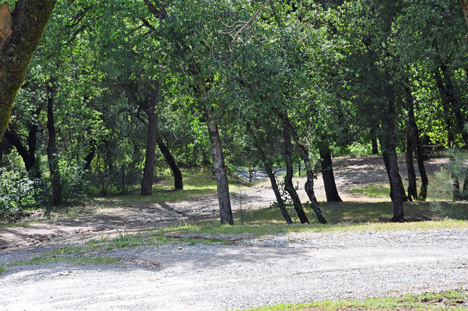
[[1, 228, 467, 310]]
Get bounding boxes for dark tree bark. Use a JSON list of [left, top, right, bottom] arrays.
[[0, 0, 58, 141], [4, 128, 38, 173], [205, 105, 233, 225], [141, 83, 160, 196], [46, 82, 61, 207], [319, 144, 342, 202], [381, 147, 407, 202], [406, 85, 428, 200], [264, 160, 293, 224], [450, 155, 462, 200], [156, 136, 183, 190], [405, 130, 417, 201], [433, 63, 468, 146], [83, 139, 96, 171], [370, 128, 379, 154], [381, 82, 405, 222], [283, 123, 309, 224], [279, 113, 327, 224], [247, 122, 293, 224]]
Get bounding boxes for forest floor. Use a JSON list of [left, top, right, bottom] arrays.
[[0, 155, 450, 250], [2, 155, 468, 311]]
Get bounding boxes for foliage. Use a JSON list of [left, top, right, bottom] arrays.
[[0, 169, 39, 216]]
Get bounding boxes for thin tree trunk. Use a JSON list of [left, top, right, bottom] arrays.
[[47, 82, 61, 208], [283, 123, 309, 224], [382, 82, 405, 222], [438, 63, 468, 146], [205, 105, 233, 225], [247, 122, 293, 224], [405, 130, 417, 201], [279, 113, 327, 224], [83, 139, 96, 171], [406, 85, 428, 200], [319, 144, 342, 202], [450, 155, 462, 201], [157, 136, 183, 190], [265, 161, 293, 224], [433, 67, 456, 145], [141, 83, 159, 196], [370, 128, 379, 154]]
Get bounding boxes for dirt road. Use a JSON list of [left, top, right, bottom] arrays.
[[1, 229, 467, 310]]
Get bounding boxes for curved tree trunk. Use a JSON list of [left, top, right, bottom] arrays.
[[319, 144, 342, 203], [283, 123, 309, 224], [141, 84, 159, 196], [205, 105, 233, 225], [4, 128, 37, 173], [279, 113, 327, 224], [405, 85, 428, 200], [156, 136, 183, 190], [247, 121, 293, 224], [0, 0, 58, 141]]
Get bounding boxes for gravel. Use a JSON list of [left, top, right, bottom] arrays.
[[1, 228, 468, 311]]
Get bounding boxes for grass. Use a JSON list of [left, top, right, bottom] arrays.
[[348, 170, 454, 202], [111, 166, 250, 203], [240, 290, 468, 310]]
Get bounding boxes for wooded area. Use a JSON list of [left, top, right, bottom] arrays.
[[1, 0, 468, 224]]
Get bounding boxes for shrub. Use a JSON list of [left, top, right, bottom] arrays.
[[0, 169, 38, 216]]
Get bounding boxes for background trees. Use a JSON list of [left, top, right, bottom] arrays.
[[1, 0, 467, 224]]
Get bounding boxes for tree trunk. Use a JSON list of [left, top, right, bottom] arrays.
[[205, 105, 233, 225], [247, 121, 293, 224], [405, 130, 417, 201], [265, 161, 293, 224], [141, 84, 159, 196], [370, 128, 379, 154], [406, 85, 428, 200], [4, 128, 37, 173], [157, 136, 183, 190], [83, 138, 96, 171], [382, 81, 405, 222], [283, 123, 309, 224], [279, 113, 327, 224], [438, 63, 468, 146], [450, 155, 462, 200], [432, 64, 468, 146], [47, 82, 61, 207], [319, 144, 342, 202], [0, 1, 58, 141], [463, 167, 468, 199]]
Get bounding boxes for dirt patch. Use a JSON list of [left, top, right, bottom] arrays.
[[0, 156, 449, 250]]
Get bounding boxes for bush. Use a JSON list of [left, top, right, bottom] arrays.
[[0, 169, 38, 216]]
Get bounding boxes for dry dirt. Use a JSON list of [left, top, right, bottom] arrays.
[[0, 155, 449, 250]]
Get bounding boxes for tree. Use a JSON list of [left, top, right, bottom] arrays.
[[0, 0, 57, 141]]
